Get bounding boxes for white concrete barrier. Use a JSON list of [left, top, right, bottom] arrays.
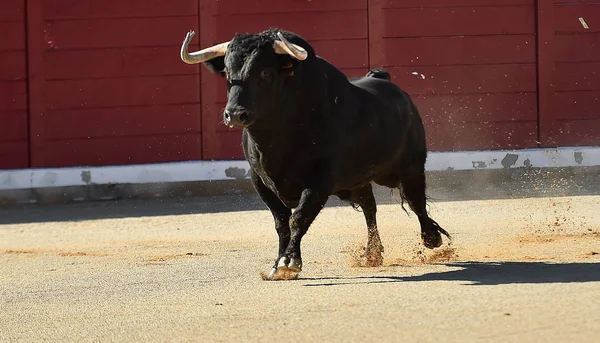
[[1, 147, 599, 191]]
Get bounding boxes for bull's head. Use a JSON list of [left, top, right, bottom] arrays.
[[180, 29, 309, 128]]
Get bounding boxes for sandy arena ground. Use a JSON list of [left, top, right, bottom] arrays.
[[1, 190, 599, 342]]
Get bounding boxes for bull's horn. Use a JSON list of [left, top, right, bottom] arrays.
[[180, 30, 230, 64], [273, 32, 308, 61]]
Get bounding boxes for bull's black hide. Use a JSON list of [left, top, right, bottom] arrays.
[[180, 28, 450, 280]]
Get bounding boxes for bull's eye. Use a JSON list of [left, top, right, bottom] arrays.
[[260, 69, 273, 79]]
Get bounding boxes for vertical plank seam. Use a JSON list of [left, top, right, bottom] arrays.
[[536, 0, 556, 148], [366, 0, 371, 69], [25, 0, 44, 167], [197, 0, 203, 160]]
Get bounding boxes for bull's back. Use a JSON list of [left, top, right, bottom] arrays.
[[352, 77, 423, 141], [336, 76, 426, 181]]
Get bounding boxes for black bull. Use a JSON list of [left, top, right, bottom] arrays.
[[180, 28, 451, 280]]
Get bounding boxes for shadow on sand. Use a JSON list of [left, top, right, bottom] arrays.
[[1, 167, 599, 225], [0, 194, 268, 225], [302, 261, 600, 287], [0, 189, 416, 224]]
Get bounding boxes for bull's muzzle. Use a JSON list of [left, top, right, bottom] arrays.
[[224, 109, 250, 128]]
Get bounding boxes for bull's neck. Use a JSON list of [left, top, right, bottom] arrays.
[[246, 103, 319, 153], [244, 124, 285, 152], [244, 108, 307, 153]]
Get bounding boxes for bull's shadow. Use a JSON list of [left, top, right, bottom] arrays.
[[302, 261, 600, 287]]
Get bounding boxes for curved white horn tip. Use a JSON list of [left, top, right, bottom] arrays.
[[181, 30, 197, 65], [185, 30, 195, 42], [276, 32, 308, 60]]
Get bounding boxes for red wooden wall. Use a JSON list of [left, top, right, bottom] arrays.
[[0, 0, 599, 170], [0, 0, 29, 169], [27, 0, 202, 168], [370, 0, 538, 151], [541, 0, 600, 146]]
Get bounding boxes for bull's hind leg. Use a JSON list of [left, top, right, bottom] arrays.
[[337, 184, 384, 266], [399, 165, 451, 249]]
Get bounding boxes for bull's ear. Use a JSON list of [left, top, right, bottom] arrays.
[[203, 57, 226, 77], [277, 55, 297, 76]]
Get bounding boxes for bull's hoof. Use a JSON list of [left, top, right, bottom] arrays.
[[264, 257, 302, 281], [362, 244, 384, 267], [422, 220, 451, 249], [278, 256, 302, 272], [421, 230, 443, 249]]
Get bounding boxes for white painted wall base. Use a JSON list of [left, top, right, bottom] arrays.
[[1, 146, 599, 191]]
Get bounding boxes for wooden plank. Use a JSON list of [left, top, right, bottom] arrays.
[[0, 0, 25, 22], [555, 33, 600, 63], [0, 22, 25, 51], [557, 0, 600, 3], [199, 0, 219, 160], [0, 110, 28, 140], [552, 119, 600, 146], [413, 93, 537, 123], [44, 17, 199, 50], [42, 134, 202, 167], [388, 64, 536, 95], [311, 39, 368, 69], [537, 0, 556, 148], [46, 75, 200, 110], [368, 0, 384, 69], [385, 0, 534, 9], [27, 0, 45, 167], [45, 46, 200, 80], [0, 51, 27, 80], [343, 68, 369, 79], [211, 132, 245, 160], [383, 35, 536, 66], [193, 0, 203, 161], [554, 91, 600, 120], [425, 121, 538, 151], [215, 0, 367, 15], [206, 82, 226, 115], [0, 80, 27, 111], [556, 62, 600, 92], [383, 6, 534, 38], [0, 141, 28, 169], [555, 3, 600, 33], [44, 0, 198, 20], [45, 105, 201, 139], [214, 10, 368, 42]]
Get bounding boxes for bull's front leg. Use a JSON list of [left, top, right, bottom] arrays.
[[249, 170, 292, 266], [269, 187, 330, 280]]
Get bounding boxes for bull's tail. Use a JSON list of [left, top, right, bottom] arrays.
[[365, 68, 391, 81]]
